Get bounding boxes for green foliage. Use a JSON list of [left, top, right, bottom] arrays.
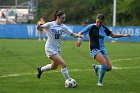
[[1, 0, 140, 25], [117, 0, 140, 26], [37, 0, 95, 24], [37, 0, 140, 26]]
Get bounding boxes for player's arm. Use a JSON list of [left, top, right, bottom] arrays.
[[109, 33, 131, 38], [76, 31, 83, 47], [70, 33, 83, 38], [37, 22, 50, 31], [76, 24, 93, 47], [63, 25, 83, 38], [70, 32, 84, 47], [103, 25, 131, 38]]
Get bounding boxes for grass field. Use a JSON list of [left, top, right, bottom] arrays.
[[0, 39, 140, 93]]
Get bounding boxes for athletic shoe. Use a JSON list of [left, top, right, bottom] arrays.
[[37, 66, 42, 79], [97, 83, 103, 86], [38, 38, 41, 41], [43, 38, 46, 41], [92, 64, 98, 76]]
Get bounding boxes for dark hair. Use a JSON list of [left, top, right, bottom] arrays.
[[54, 10, 65, 20], [96, 14, 105, 21]]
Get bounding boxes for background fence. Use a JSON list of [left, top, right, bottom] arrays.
[[0, 24, 140, 42]]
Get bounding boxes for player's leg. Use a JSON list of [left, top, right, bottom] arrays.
[[38, 31, 41, 41], [100, 49, 112, 71], [37, 49, 59, 79], [91, 49, 102, 76], [41, 60, 59, 71], [37, 59, 59, 79], [95, 52, 107, 86], [42, 31, 46, 41], [50, 53, 70, 80], [37, 63, 52, 79], [40, 31, 43, 40], [104, 56, 112, 71], [37, 48, 70, 80]]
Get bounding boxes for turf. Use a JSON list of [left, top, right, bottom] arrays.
[[0, 39, 140, 93]]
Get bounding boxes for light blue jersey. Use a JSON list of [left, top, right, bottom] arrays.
[[81, 24, 112, 58]]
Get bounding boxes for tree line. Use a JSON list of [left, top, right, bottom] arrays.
[[1, 0, 139, 26], [37, 0, 140, 26]]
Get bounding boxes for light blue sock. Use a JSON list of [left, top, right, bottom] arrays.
[[98, 64, 107, 84], [95, 65, 101, 70]]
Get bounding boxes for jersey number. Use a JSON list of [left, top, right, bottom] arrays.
[[55, 34, 60, 39]]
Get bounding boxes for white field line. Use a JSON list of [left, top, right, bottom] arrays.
[[0, 57, 140, 78], [112, 66, 140, 70], [0, 67, 140, 78], [112, 57, 140, 63], [0, 73, 33, 78]]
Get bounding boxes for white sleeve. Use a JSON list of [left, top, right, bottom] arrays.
[[42, 22, 51, 28], [62, 25, 73, 35]]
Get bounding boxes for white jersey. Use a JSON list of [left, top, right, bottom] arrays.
[[42, 21, 72, 51]]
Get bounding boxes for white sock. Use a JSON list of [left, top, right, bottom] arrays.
[[61, 67, 70, 80], [41, 64, 51, 72]]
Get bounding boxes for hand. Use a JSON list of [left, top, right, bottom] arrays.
[[124, 34, 131, 38], [79, 35, 84, 38], [76, 40, 82, 47], [37, 25, 43, 31], [127, 34, 131, 38]]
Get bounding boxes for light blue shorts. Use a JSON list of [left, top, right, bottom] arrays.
[[90, 49, 107, 59]]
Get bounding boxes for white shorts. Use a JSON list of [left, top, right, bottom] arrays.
[[45, 46, 61, 58]]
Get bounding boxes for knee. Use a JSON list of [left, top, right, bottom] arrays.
[[51, 66, 58, 70], [106, 66, 112, 71], [101, 64, 107, 71], [51, 67, 57, 70], [61, 63, 67, 69]]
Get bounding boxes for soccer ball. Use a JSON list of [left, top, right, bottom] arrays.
[[65, 78, 77, 88]]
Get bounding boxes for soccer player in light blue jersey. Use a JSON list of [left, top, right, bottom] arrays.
[[36, 10, 83, 87], [76, 14, 131, 86]]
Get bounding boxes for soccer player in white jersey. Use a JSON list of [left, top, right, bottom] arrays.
[[36, 10, 83, 85]]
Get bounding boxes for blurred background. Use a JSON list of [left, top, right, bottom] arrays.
[[0, 1, 140, 93], [0, 0, 140, 25], [0, 0, 140, 42]]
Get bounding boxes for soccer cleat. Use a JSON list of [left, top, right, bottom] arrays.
[[37, 66, 42, 79], [92, 64, 98, 76], [97, 83, 103, 86]]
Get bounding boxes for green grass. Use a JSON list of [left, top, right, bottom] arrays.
[[0, 39, 140, 93]]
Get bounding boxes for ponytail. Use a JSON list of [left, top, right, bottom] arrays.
[[53, 10, 65, 20]]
